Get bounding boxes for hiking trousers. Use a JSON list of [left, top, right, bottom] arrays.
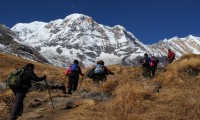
[[10, 89, 27, 120], [93, 76, 106, 85], [142, 65, 150, 78], [68, 73, 79, 92], [150, 66, 156, 77]]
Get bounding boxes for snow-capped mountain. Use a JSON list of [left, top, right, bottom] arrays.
[[147, 35, 200, 57], [0, 24, 48, 63], [11, 14, 148, 67], [11, 13, 200, 67]]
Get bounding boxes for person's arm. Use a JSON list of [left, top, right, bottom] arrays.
[[65, 66, 70, 76], [104, 66, 114, 75], [30, 71, 46, 82], [78, 66, 84, 76]]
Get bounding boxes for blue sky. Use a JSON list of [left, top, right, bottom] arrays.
[[1, 0, 200, 44]]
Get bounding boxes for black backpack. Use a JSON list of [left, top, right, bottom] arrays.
[[6, 69, 25, 89], [86, 69, 95, 79]]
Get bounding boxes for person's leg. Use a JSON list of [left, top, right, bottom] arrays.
[[73, 76, 79, 91], [147, 66, 151, 77], [95, 76, 100, 86], [168, 59, 172, 64], [149, 67, 153, 77], [68, 75, 74, 94], [10, 90, 26, 120], [152, 67, 156, 77], [142, 66, 147, 78]]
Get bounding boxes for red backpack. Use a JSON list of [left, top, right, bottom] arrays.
[[149, 57, 155, 67]]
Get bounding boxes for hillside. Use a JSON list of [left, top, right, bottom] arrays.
[[0, 53, 199, 120], [0, 24, 48, 64], [0, 52, 65, 83]]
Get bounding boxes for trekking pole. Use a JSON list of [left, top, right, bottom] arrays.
[[45, 79, 55, 109], [79, 76, 84, 90]]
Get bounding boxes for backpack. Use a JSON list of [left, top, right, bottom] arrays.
[[6, 69, 25, 89], [150, 57, 155, 67], [94, 64, 105, 76], [86, 69, 95, 79], [142, 57, 150, 67], [70, 64, 79, 72]]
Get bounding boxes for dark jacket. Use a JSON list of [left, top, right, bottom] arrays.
[[21, 68, 46, 89], [103, 66, 114, 75]]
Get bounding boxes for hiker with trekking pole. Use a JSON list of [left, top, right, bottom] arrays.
[[6, 63, 46, 120], [65, 60, 84, 94]]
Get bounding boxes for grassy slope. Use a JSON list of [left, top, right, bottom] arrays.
[[0, 52, 66, 83], [0, 53, 200, 120]]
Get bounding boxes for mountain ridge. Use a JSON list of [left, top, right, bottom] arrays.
[[3, 13, 200, 67], [0, 24, 49, 63]]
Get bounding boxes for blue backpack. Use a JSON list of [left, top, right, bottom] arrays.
[[94, 64, 105, 75], [70, 64, 78, 72]]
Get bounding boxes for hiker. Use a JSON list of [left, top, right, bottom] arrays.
[[167, 49, 175, 64], [10, 63, 46, 120], [65, 60, 84, 94], [92, 60, 114, 85], [139, 53, 151, 78], [149, 55, 159, 78]]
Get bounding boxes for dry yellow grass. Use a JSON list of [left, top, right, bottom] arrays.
[[0, 53, 200, 120], [0, 52, 66, 84], [167, 53, 200, 72]]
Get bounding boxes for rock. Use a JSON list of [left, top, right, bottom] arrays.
[[28, 98, 46, 108], [21, 113, 44, 120], [28, 101, 42, 108], [143, 82, 162, 93], [82, 91, 112, 101], [0, 83, 7, 90], [33, 108, 47, 113], [34, 98, 47, 102], [187, 68, 199, 77], [49, 97, 77, 107]]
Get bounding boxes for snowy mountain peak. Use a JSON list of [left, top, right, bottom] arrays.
[[187, 35, 198, 39], [11, 13, 146, 67], [0, 24, 48, 63], [10, 13, 200, 67], [112, 25, 126, 30], [64, 13, 91, 21]]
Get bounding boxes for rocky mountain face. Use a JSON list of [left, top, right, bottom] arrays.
[[9, 14, 200, 67], [147, 36, 200, 57], [0, 24, 48, 63]]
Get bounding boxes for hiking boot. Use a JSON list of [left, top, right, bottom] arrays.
[[68, 90, 72, 94]]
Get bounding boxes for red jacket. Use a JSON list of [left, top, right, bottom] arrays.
[[168, 51, 175, 60]]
